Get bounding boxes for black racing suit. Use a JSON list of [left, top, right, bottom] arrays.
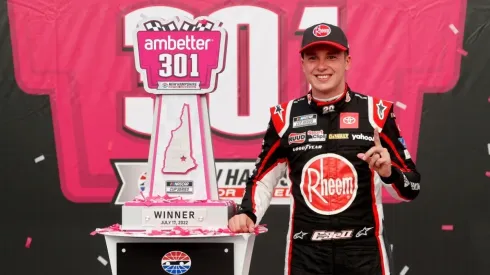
[[237, 85, 421, 275]]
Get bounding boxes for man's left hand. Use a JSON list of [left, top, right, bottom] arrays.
[[357, 129, 392, 177]]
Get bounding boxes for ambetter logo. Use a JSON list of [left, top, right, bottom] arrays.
[[300, 154, 358, 215]]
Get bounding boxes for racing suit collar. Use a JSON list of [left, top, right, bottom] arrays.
[[307, 83, 351, 114]]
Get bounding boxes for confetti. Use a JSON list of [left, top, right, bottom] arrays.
[[124, 194, 237, 206], [487, 97, 490, 103], [390, 244, 394, 252], [441, 224, 454, 231], [485, 171, 490, 177], [487, 144, 490, 155], [97, 256, 108, 266], [457, 48, 468, 56], [395, 101, 407, 110], [34, 155, 45, 163], [108, 141, 113, 151], [449, 24, 459, 34], [400, 265, 409, 275], [25, 237, 32, 248], [92, 223, 268, 237]]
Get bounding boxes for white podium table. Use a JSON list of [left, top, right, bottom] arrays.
[[100, 230, 262, 275]]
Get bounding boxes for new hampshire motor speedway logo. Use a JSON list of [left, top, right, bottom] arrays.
[[161, 251, 192, 275]]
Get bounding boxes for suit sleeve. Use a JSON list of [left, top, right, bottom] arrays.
[[237, 118, 287, 224], [378, 106, 421, 201]]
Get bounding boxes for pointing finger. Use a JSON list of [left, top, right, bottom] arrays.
[[373, 129, 382, 147]]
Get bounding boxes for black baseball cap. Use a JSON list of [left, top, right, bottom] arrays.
[[300, 23, 349, 53]]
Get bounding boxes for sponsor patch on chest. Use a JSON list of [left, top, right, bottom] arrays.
[[292, 114, 317, 128]]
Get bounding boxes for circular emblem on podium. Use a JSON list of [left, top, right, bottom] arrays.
[[161, 251, 192, 274], [138, 172, 147, 192]]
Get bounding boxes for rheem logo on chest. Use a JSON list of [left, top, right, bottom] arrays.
[[300, 153, 358, 215]]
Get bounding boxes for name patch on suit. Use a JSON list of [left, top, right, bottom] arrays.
[[293, 114, 318, 128]]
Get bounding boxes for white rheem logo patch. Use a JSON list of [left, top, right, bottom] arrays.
[[300, 154, 358, 215]]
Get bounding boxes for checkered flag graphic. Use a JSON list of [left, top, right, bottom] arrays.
[[144, 20, 178, 31], [180, 21, 196, 31], [162, 22, 178, 31], [144, 20, 164, 31], [195, 21, 215, 31]]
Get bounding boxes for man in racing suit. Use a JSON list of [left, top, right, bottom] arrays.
[[228, 23, 421, 275]]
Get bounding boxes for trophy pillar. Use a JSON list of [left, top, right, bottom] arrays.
[[144, 94, 218, 200]]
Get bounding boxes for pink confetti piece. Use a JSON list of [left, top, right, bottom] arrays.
[[449, 24, 459, 34], [485, 171, 490, 177], [107, 141, 113, 151], [457, 48, 468, 56], [25, 237, 32, 248], [487, 97, 490, 103], [442, 224, 454, 231]]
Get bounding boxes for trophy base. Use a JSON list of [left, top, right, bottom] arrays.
[[121, 198, 236, 231], [101, 231, 259, 275]]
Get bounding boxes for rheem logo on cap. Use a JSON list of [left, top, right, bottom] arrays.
[[313, 24, 332, 37]]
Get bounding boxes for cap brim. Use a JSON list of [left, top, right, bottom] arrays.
[[299, 41, 347, 53]]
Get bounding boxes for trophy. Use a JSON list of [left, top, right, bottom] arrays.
[[93, 16, 265, 275]]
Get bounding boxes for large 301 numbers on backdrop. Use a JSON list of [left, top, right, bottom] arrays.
[[123, 6, 339, 137], [159, 53, 199, 78]]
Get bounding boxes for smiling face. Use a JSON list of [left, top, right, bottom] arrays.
[[301, 45, 351, 98]]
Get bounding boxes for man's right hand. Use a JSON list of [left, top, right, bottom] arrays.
[[228, 214, 255, 233]]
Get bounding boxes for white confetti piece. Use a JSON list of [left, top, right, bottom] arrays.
[[487, 144, 490, 155], [390, 244, 394, 251], [395, 101, 407, 110], [97, 256, 108, 266], [449, 24, 459, 34], [34, 155, 45, 163], [400, 265, 409, 275]]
